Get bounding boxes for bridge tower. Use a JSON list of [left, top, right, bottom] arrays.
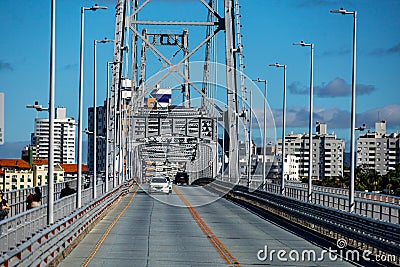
[[108, 0, 244, 183]]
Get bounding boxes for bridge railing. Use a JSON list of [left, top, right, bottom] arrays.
[[285, 185, 400, 224], [220, 175, 399, 224], [2, 181, 74, 217], [210, 179, 400, 260], [0, 179, 120, 254], [238, 174, 400, 204], [285, 180, 400, 205], [0, 179, 134, 266], [2, 178, 118, 218], [0, 184, 97, 254]]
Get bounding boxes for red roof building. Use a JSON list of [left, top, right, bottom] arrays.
[[60, 164, 88, 174], [0, 159, 31, 169], [0, 159, 33, 191], [60, 164, 88, 181], [32, 158, 48, 166]]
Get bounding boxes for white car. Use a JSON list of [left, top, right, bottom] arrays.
[[149, 177, 170, 194]]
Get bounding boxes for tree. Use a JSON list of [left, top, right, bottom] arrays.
[[337, 175, 349, 189], [354, 165, 382, 192], [382, 163, 400, 196]]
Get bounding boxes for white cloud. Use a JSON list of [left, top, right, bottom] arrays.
[[358, 104, 400, 129], [315, 78, 376, 97], [371, 43, 400, 55], [289, 77, 377, 97]]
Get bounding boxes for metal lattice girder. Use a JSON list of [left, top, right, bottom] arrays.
[[132, 109, 216, 164], [119, 0, 240, 180], [131, 108, 215, 141], [107, 0, 127, 185], [126, 0, 225, 107], [146, 33, 185, 46], [224, 0, 240, 179], [130, 21, 220, 26]]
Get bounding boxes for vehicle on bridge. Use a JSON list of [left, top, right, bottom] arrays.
[[174, 171, 189, 185], [164, 175, 173, 193], [149, 176, 171, 194]]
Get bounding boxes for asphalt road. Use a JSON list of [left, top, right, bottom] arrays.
[[58, 185, 356, 267]]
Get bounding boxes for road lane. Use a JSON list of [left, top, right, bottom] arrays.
[[173, 186, 240, 267], [59, 186, 228, 267], [170, 185, 355, 267], [59, 185, 356, 267]]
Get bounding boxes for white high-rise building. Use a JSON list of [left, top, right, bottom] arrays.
[[283, 155, 300, 180], [357, 121, 400, 175], [276, 122, 345, 180], [31, 107, 76, 163]]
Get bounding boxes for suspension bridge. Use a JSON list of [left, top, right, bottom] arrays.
[[0, 1, 399, 266]]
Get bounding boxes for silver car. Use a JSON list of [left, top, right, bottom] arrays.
[[149, 177, 170, 194]]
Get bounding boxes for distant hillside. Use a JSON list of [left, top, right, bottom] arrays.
[[344, 152, 350, 167], [0, 141, 87, 164]]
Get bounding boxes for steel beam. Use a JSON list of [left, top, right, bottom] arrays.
[[224, 0, 239, 182]]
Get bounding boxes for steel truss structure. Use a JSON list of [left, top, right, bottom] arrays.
[[108, 0, 246, 183]]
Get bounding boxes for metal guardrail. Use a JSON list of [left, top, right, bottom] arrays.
[[2, 179, 118, 218], [285, 180, 400, 205], [237, 174, 400, 205], [2, 181, 73, 217], [211, 179, 400, 259], [282, 183, 399, 224], [221, 175, 400, 224], [0, 179, 134, 266]]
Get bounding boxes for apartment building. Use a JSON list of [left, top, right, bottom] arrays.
[[0, 159, 33, 191], [32, 162, 65, 186], [87, 101, 108, 175], [283, 155, 300, 180], [87, 88, 131, 176], [0, 158, 85, 191], [357, 121, 400, 175], [276, 122, 345, 180], [30, 107, 76, 163]]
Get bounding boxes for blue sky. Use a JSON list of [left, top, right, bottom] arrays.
[[0, 0, 399, 154]]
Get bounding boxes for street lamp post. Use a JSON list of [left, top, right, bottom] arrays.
[[252, 78, 267, 190], [93, 38, 114, 199], [269, 63, 287, 196], [27, 102, 77, 223], [93, 39, 97, 199], [48, 0, 56, 226], [77, 4, 107, 209], [293, 41, 314, 202], [247, 91, 252, 188], [106, 62, 112, 192], [26, 102, 51, 224], [330, 8, 357, 213], [30, 0, 57, 225]]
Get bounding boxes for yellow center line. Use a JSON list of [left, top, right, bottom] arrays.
[[81, 186, 140, 267], [173, 186, 240, 267]]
